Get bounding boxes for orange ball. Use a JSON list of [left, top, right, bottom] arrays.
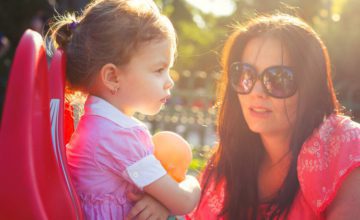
[[152, 131, 192, 182]]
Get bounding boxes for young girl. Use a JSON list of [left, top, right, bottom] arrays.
[[48, 0, 200, 219]]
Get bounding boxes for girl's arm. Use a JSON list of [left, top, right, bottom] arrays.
[[126, 192, 170, 220], [326, 168, 360, 219], [144, 174, 200, 215]]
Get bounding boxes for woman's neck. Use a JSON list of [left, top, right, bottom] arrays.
[[260, 133, 291, 166], [258, 133, 293, 202]]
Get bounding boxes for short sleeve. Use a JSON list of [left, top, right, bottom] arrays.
[[297, 115, 360, 213], [95, 126, 166, 189]]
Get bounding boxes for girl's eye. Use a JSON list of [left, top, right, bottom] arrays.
[[156, 68, 165, 74]]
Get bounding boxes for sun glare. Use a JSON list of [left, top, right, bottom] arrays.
[[185, 0, 236, 17]]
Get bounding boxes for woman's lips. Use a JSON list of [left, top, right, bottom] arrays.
[[249, 106, 272, 117]]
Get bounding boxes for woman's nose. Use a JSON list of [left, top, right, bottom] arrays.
[[250, 80, 267, 98]]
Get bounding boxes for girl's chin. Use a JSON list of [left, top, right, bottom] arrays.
[[141, 108, 162, 116]]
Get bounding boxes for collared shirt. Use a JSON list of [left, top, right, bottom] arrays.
[[66, 95, 166, 220]]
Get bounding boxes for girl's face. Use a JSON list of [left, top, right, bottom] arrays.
[[237, 37, 298, 138], [117, 39, 174, 116]]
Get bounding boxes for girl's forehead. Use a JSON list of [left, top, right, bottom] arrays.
[[126, 38, 175, 65], [139, 38, 173, 53]]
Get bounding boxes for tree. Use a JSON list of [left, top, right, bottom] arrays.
[[0, 0, 53, 117], [324, 0, 360, 120]]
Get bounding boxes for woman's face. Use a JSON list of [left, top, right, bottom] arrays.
[[237, 37, 298, 138]]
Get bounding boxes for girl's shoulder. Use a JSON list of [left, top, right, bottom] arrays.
[[297, 114, 360, 214], [76, 113, 150, 143]]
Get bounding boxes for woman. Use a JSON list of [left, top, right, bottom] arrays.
[[188, 13, 360, 220], [128, 13, 360, 220]]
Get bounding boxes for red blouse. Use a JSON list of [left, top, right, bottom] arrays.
[[187, 114, 360, 220]]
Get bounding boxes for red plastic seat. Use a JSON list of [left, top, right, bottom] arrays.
[[0, 29, 81, 219], [49, 49, 82, 219]]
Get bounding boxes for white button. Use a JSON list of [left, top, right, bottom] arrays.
[[132, 172, 139, 178]]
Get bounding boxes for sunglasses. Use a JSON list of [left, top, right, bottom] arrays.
[[229, 62, 297, 98]]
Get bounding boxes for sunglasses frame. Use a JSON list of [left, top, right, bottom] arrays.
[[229, 62, 298, 99]]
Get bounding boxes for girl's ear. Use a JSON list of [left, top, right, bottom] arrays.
[[99, 63, 121, 93]]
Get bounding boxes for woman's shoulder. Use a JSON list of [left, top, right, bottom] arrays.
[[298, 114, 360, 164], [318, 114, 360, 138], [186, 173, 226, 220], [297, 114, 360, 213]]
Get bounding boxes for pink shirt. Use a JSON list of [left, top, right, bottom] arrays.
[[66, 96, 166, 220], [188, 114, 360, 220]]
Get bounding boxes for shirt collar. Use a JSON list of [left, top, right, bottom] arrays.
[[84, 95, 147, 129]]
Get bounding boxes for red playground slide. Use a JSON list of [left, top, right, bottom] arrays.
[[0, 29, 82, 219]]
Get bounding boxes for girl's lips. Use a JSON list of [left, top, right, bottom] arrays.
[[160, 95, 170, 104]]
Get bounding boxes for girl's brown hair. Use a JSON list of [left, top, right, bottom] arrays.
[[201, 13, 340, 219], [48, 0, 176, 92]]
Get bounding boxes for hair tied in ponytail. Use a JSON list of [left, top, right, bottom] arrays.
[[68, 21, 78, 31]]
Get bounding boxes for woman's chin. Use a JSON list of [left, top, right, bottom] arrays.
[[248, 124, 274, 135]]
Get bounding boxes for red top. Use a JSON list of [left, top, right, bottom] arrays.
[[187, 114, 360, 220]]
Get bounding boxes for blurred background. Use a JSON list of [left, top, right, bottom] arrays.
[[0, 0, 359, 172]]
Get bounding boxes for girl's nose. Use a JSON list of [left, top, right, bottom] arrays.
[[164, 73, 174, 90]]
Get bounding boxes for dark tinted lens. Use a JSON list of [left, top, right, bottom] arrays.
[[263, 66, 296, 98], [230, 63, 256, 94]]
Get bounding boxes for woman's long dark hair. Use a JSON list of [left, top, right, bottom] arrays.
[[200, 14, 341, 219]]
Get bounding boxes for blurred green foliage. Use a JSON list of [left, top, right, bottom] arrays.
[[189, 145, 214, 175]]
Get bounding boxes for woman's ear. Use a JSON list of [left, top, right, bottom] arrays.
[[99, 63, 121, 94]]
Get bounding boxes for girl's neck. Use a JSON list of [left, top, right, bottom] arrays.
[[89, 92, 134, 117], [88, 75, 136, 117]]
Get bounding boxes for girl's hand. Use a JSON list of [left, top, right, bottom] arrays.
[[127, 191, 170, 220]]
